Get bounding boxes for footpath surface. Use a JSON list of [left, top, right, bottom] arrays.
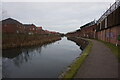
[[75, 39, 118, 78]]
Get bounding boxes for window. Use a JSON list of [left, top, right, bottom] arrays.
[[100, 22, 102, 30], [16, 30, 19, 33], [105, 18, 107, 28], [33, 28, 35, 30]]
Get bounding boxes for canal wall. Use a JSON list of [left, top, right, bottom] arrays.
[[2, 34, 61, 49], [67, 37, 89, 50], [59, 36, 92, 78]]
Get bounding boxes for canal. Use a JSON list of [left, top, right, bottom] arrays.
[[2, 37, 82, 78]]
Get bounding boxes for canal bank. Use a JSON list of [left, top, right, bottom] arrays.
[[3, 34, 61, 49], [59, 37, 92, 78], [75, 39, 118, 78]]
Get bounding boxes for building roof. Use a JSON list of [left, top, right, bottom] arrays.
[[76, 29, 80, 32], [80, 21, 96, 29], [97, 0, 120, 24], [37, 27, 42, 29], [2, 18, 22, 25], [23, 24, 36, 27]]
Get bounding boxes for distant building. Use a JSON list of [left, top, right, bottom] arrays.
[[80, 21, 97, 38], [50, 31, 57, 34], [1, 18, 60, 36], [36, 27, 45, 34], [44, 30, 50, 34], [23, 24, 37, 35], [2, 18, 25, 34], [44, 30, 59, 35]]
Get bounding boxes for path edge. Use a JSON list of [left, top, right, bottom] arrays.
[[58, 37, 93, 79]]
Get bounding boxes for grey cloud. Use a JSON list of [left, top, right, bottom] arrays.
[[2, 2, 113, 33]]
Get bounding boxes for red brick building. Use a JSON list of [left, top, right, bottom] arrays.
[[44, 30, 59, 35], [80, 21, 97, 38], [1, 18, 61, 36], [66, 29, 81, 37], [67, 1, 120, 46], [36, 27, 46, 34], [23, 24, 37, 35], [2, 18, 25, 34], [66, 21, 97, 38]]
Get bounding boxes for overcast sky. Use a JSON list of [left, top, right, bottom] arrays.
[[2, 1, 115, 33]]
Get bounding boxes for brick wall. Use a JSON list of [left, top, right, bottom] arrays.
[[2, 24, 17, 33], [80, 24, 96, 38], [97, 25, 120, 45]]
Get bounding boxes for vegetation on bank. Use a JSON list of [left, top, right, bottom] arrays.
[[97, 40, 120, 62], [59, 37, 93, 78], [2, 34, 61, 49]]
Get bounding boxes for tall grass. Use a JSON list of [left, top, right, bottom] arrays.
[[2, 34, 61, 49]]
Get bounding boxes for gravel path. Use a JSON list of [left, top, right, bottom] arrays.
[[75, 39, 118, 78]]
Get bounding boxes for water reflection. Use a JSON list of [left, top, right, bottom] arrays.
[[3, 48, 22, 59], [2, 37, 82, 78], [3, 46, 43, 66], [3, 40, 56, 59]]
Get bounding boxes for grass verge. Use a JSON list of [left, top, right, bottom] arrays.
[[97, 40, 120, 62], [62, 40, 93, 78]]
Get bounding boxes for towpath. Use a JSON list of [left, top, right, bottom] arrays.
[[75, 39, 118, 78]]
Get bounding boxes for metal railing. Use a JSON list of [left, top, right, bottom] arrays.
[[97, 0, 120, 24]]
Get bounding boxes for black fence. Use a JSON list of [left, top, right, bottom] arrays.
[[96, 0, 120, 31]]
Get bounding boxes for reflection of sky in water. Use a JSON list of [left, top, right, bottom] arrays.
[[2, 37, 82, 78]]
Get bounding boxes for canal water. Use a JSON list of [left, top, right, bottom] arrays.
[[2, 37, 82, 78]]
